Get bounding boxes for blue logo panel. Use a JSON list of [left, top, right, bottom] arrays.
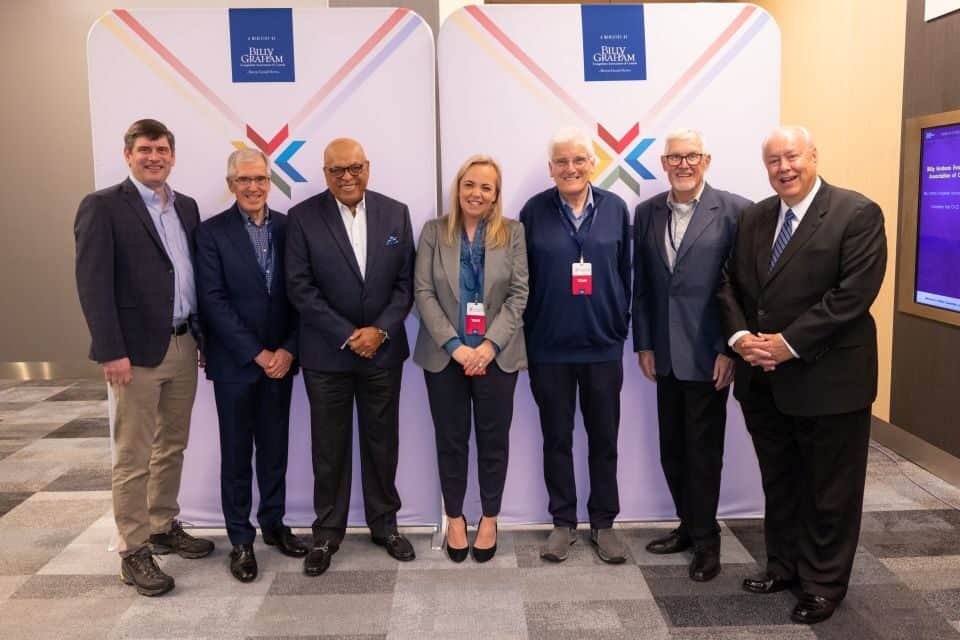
[[229, 8, 296, 83], [581, 5, 647, 82]]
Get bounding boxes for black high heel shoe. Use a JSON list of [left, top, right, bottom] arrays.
[[471, 516, 497, 563], [445, 515, 469, 563]]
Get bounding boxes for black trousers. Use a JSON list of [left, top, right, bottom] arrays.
[[529, 360, 623, 529], [740, 380, 871, 601], [424, 361, 518, 518], [214, 375, 293, 546], [656, 372, 728, 548], [303, 365, 403, 545]]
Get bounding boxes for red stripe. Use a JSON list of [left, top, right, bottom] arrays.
[[637, 6, 756, 130], [246, 125, 289, 155], [465, 6, 592, 125], [113, 10, 244, 128], [289, 8, 409, 129]]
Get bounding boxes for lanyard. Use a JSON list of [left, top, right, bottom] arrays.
[[557, 198, 595, 262], [667, 200, 697, 254], [463, 222, 485, 302]]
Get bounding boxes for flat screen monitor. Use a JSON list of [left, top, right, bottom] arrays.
[[898, 109, 960, 327]]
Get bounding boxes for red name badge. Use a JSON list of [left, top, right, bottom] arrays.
[[572, 262, 592, 295], [465, 302, 486, 335]]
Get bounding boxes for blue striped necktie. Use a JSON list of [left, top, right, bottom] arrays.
[[769, 209, 795, 271]]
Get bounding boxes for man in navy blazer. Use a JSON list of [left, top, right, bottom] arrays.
[[195, 149, 309, 584], [286, 138, 416, 576], [633, 129, 750, 582], [75, 119, 213, 598]]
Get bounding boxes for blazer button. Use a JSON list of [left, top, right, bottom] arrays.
[[758, 309, 766, 317]]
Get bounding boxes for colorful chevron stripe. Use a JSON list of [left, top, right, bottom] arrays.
[[455, 5, 771, 195], [101, 8, 421, 198]]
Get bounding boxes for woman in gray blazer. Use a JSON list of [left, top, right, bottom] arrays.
[[414, 155, 528, 563]]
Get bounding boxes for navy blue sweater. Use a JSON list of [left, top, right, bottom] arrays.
[[519, 186, 631, 363]]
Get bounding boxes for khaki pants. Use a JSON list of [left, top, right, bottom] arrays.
[[109, 333, 198, 554]]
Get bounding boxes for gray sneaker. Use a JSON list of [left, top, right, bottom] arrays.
[[540, 526, 577, 562], [590, 528, 627, 564]]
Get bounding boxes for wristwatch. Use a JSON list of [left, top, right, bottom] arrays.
[[376, 327, 389, 344]]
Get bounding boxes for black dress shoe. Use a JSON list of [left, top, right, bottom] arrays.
[[445, 515, 468, 563], [303, 541, 335, 577], [645, 529, 691, 554], [229, 544, 258, 583], [371, 531, 416, 561], [742, 572, 795, 594], [791, 592, 838, 624], [262, 526, 309, 558], [689, 548, 720, 582], [471, 516, 497, 563]]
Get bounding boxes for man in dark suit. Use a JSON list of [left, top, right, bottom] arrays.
[[195, 148, 309, 584], [286, 138, 416, 576], [633, 129, 750, 582], [718, 126, 887, 623], [75, 119, 213, 598]]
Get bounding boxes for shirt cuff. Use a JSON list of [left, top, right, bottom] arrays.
[[728, 330, 751, 348], [443, 337, 464, 355], [780, 334, 799, 358]]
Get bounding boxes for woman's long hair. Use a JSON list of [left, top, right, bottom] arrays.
[[444, 155, 508, 249]]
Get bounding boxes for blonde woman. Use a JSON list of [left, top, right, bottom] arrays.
[[413, 156, 528, 563]]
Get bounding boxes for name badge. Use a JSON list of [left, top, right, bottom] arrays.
[[466, 302, 486, 335], [572, 262, 593, 295]]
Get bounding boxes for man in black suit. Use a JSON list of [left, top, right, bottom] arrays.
[[286, 138, 416, 576], [75, 119, 213, 598], [195, 148, 309, 584], [718, 126, 887, 623]]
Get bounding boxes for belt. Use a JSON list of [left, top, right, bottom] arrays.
[[172, 323, 189, 336]]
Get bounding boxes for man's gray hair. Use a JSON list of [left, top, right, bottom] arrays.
[[761, 126, 815, 152], [663, 128, 706, 154], [227, 148, 271, 179], [547, 127, 597, 163]]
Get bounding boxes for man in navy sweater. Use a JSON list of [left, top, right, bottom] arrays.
[[520, 128, 632, 564]]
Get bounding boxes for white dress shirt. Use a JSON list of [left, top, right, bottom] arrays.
[[337, 196, 367, 279]]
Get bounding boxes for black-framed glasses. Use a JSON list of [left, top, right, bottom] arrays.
[[233, 176, 269, 186], [663, 153, 705, 167], [325, 162, 368, 178]]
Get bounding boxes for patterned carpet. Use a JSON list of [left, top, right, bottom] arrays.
[[0, 378, 959, 639]]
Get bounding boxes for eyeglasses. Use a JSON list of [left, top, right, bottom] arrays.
[[233, 176, 270, 186], [551, 156, 591, 169], [325, 162, 368, 178], [663, 153, 705, 167]]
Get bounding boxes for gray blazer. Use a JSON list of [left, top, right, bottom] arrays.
[[413, 216, 528, 373]]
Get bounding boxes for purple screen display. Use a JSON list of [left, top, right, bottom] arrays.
[[916, 122, 960, 313]]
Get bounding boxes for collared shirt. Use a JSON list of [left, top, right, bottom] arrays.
[[130, 175, 196, 326], [241, 207, 274, 294], [560, 184, 596, 231], [664, 182, 706, 271], [337, 196, 367, 279], [772, 176, 822, 248]]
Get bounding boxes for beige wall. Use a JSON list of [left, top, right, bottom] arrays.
[[753, 0, 907, 421]]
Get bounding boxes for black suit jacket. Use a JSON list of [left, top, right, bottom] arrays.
[[717, 180, 887, 416], [195, 204, 298, 383], [75, 177, 201, 367], [285, 189, 414, 372]]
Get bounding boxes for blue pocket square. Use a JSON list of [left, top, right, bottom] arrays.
[[385, 235, 400, 246]]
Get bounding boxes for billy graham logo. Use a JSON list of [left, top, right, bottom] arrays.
[[241, 46, 285, 65], [593, 45, 636, 64]]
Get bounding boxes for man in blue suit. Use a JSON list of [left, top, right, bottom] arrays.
[[633, 129, 751, 582], [286, 138, 416, 577], [196, 148, 308, 584]]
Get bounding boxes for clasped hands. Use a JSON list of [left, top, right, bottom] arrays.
[[254, 348, 294, 378], [451, 341, 496, 376], [734, 333, 794, 372], [347, 326, 385, 359]]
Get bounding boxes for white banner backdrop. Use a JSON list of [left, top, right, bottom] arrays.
[[438, 3, 780, 523], [87, 7, 440, 527]]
